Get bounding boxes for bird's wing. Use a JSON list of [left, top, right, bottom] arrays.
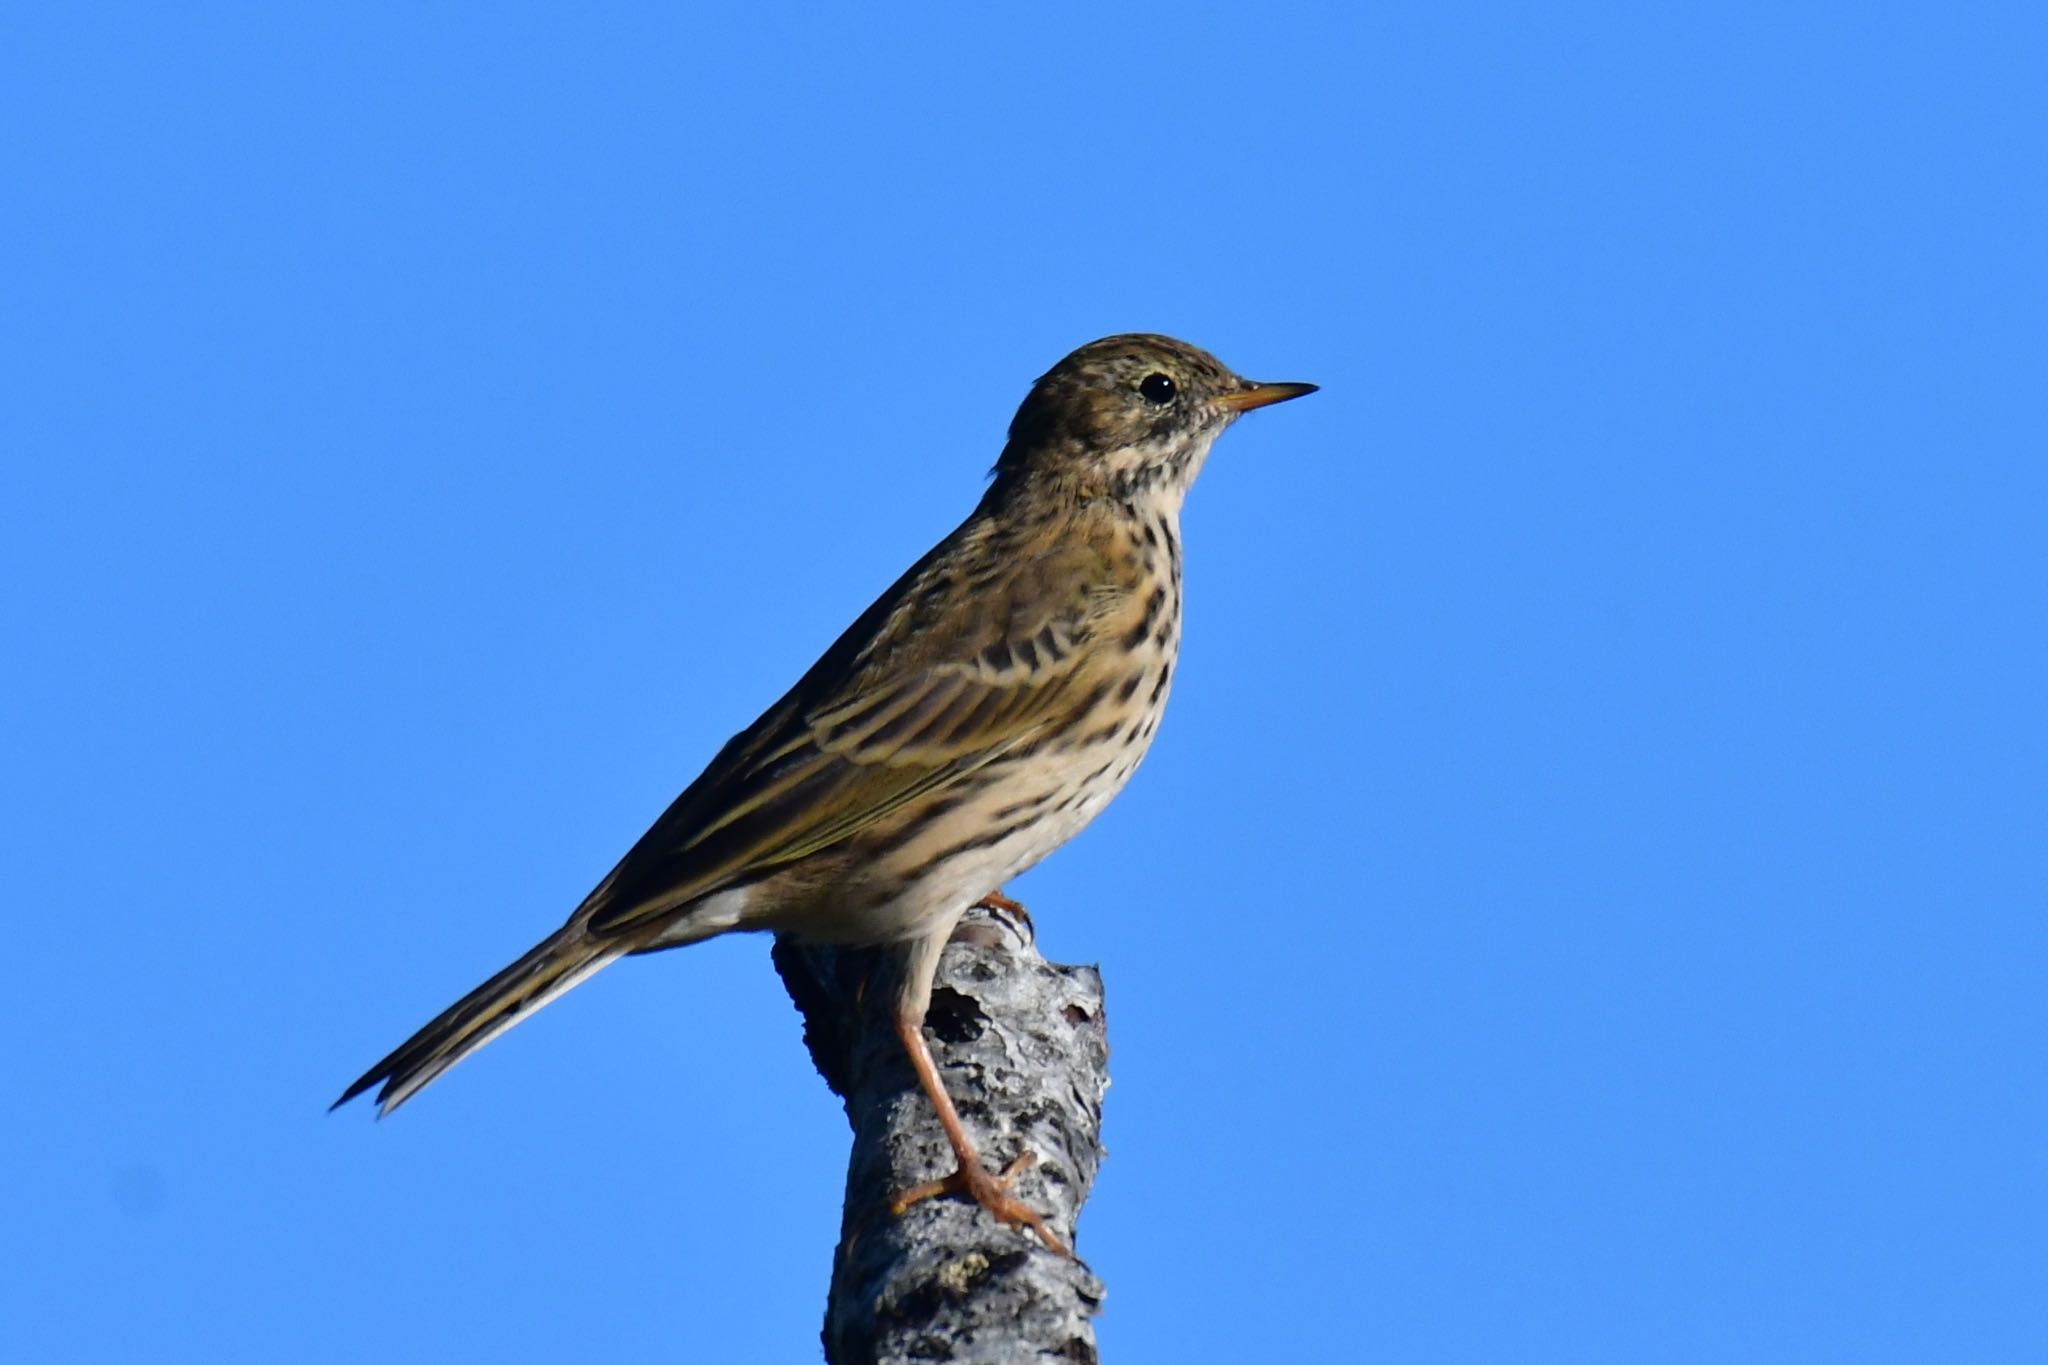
[[579, 517, 1136, 938]]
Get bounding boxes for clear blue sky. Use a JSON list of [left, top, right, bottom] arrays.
[[4, 5, 2042, 1361]]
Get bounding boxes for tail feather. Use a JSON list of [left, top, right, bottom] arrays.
[[334, 928, 623, 1116]]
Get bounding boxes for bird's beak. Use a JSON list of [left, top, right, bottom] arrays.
[[1218, 381, 1319, 413]]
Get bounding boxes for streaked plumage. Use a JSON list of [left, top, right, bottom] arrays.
[[335, 333, 1315, 1251]]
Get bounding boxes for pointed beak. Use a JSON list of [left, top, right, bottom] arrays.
[[1218, 380, 1319, 413]]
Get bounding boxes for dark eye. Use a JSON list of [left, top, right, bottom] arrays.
[[1138, 373, 1177, 405]]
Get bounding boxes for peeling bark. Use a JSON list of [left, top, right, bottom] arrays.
[[773, 900, 1109, 1364]]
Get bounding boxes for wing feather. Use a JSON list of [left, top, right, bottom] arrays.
[[580, 519, 1136, 938]]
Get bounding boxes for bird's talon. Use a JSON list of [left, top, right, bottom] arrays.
[[889, 1152, 1069, 1257], [974, 891, 1028, 917]]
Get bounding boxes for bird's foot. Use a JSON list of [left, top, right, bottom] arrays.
[[890, 1150, 1069, 1256], [974, 890, 1027, 916], [955, 890, 1034, 947]]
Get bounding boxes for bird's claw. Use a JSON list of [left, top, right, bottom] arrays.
[[974, 890, 1027, 916], [890, 1150, 1069, 1256]]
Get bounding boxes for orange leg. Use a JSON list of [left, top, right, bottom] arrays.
[[887, 1009, 1069, 1257]]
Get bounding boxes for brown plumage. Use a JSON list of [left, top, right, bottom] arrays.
[[335, 333, 1315, 1252]]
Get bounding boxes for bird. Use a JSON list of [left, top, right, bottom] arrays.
[[334, 333, 1316, 1253]]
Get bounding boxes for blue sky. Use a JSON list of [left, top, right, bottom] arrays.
[[4, 4, 2043, 1361]]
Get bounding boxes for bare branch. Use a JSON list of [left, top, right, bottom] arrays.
[[773, 901, 1109, 1364]]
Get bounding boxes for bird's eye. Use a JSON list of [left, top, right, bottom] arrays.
[[1138, 373, 1177, 405]]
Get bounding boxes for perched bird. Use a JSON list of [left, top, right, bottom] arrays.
[[335, 333, 1315, 1252]]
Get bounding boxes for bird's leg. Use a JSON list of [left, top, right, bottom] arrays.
[[887, 1007, 1069, 1257], [883, 910, 1068, 1254]]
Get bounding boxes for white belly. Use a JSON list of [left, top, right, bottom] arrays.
[[838, 720, 1160, 945]]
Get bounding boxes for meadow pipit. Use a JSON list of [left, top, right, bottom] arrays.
[[336, 334, 1316, 1253]]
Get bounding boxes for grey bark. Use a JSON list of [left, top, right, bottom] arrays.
[[773, 899, 1109, 1364]]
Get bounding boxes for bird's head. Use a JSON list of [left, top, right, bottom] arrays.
[[994, 333, 1315, 506]]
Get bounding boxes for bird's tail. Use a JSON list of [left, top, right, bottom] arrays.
[[333, 926, 626, 1116]]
